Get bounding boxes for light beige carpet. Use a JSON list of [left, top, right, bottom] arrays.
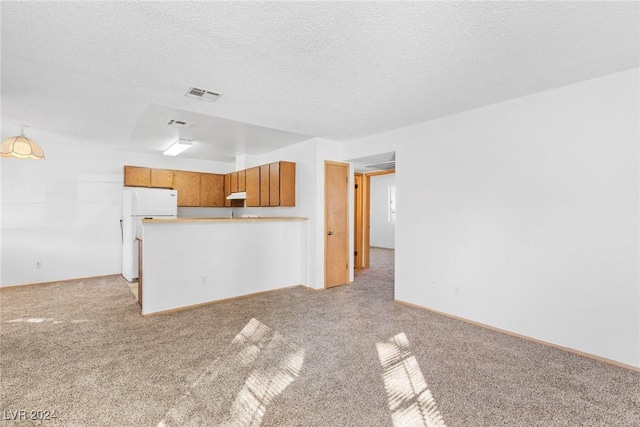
[[1, 249, 639, 426]]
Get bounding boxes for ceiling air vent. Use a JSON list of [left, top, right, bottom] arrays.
[[166, 119, 193, 128], [185, 87, 221, 103]]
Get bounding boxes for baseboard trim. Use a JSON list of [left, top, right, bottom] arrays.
[[1, 274, 122, 290], [142, 284, 306, 317], [394, 299, 640, 373], [324, 282, 351, 290]]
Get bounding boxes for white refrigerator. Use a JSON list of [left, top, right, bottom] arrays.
[[122, 187, 177, 282]]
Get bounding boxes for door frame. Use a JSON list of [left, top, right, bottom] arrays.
[[354, 173, 363, 270], [358, 169, 395, 269], [324, 160, 351, 288]]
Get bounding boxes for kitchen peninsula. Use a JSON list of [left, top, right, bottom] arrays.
[[137, 217, 308, 315]]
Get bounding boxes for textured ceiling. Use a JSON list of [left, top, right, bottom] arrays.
[[1, 1, 638, 160]]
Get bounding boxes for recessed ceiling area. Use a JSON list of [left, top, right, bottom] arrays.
[[1, 2, 638, 160], [130, 104, 312, 162], [347, 152, 396, 173]]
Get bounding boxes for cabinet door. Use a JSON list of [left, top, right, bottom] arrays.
[[269, 162, 280, 206], [173, 171, 200, 207], [124, 166, 150, 187], [150, 169, 173, 188], [246, 167, 260, 207], [230, 172, 238, 193], [238, 170, 246, 192], [279, 162, 296, 206], [224, 174, 231, 207], [200, 173, 224, 207], [260, 164, 270, 207]]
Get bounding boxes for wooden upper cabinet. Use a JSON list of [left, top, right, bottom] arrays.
[[279, 161, 296, 207], [224, 174, 232, 207], [260, 164, 270, 207], [125, 166, 173, 188], [150, 169, 173, 188], [230, 172, 238, 193], [246, 167, 260, 207], [123, 166, 237, 208], [173, 171, 200, 207], [269, 162, 280, 206], [124, 162, 294, 207], [124, 166, 150, 187], [266, 161, 296, 207], [238, 170, 246, 192], [200, 173, 224, 207]]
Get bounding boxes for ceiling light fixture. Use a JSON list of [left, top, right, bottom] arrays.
[[163, 139, 193, 156], [0, 126, 45, 160]]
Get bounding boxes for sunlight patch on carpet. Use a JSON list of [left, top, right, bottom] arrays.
[[377, 333, 446, 427], [158, 318, 305, 427]]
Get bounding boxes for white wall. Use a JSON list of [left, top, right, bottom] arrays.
[[0, 132, 342, 289], [343, 68, 640, 368], [370, 173, 395, 249], [0, 151, 3, 284], [235, 137, 343, 289], [0, 133, 234, 287], [142, 219, 308, 315]]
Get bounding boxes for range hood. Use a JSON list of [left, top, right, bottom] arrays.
[[226, 191, 246, 200]]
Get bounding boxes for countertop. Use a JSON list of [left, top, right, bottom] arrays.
[[142, 217, 308, 223]]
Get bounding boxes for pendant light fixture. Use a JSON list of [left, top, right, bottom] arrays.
[[0, 126, 45, 160]]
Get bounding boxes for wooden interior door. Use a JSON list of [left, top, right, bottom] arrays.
[[325, 161, 350, 288]]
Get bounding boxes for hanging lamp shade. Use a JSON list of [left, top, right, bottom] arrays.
[[0, 127, 45, 160]]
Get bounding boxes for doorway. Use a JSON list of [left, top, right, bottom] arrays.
[[347, 151, 396, 277], [367, 170, 396, 254], [324, 161, 350, 288]]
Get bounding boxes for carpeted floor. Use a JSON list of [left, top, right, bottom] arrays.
[[1, 248, 639, 426]]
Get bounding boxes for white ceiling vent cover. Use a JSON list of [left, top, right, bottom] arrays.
[[166, 119, 193, 128], [185, 87, 221, 103]]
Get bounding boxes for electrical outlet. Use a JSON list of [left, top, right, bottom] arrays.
[[201, 276, 207, 285], [35, 261, 43, 269]]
